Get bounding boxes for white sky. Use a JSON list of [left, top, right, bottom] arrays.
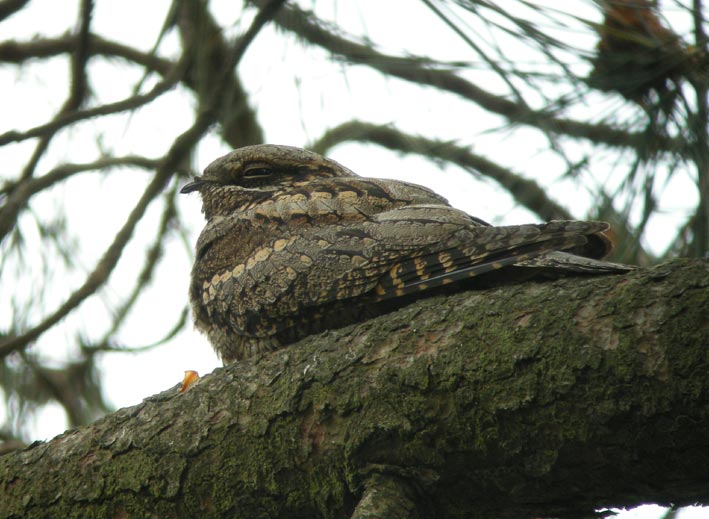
[[0, 1, 705, 517]]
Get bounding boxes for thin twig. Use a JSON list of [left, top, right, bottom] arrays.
[[0, 156, 160, 243], [261, 1, 684, 155], [0, 57, 187, 147], [88, 183, 180, 350]]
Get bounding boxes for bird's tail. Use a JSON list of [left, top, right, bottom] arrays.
[[373, 220, 633, 302]]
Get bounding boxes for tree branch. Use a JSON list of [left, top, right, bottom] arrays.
[[0, 0, 287, 358], [176, 0, 265, 147], [0, 0, 28, 22], [0, 34, 171, 72], [1, 259, 706, 518], [262, 1, 685, 155], [0, 156, 159, 244], [0, 57, 187, 147]]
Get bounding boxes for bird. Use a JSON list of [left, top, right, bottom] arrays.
[[181, 144, 632, 364]]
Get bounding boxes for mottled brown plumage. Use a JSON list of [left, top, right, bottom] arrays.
[[182, 144, 631, 363]]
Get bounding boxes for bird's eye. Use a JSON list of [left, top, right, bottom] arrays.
[[243, 166, 273, 179]]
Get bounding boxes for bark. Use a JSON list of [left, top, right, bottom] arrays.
[[0, 259, 707, 519]]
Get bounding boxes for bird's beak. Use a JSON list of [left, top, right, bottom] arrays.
[[180, 176, 205, 194]]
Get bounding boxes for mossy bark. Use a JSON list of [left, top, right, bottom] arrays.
[[1, 259, 707, 519]]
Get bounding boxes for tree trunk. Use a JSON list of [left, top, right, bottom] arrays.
[[1, 259, 707, 519]]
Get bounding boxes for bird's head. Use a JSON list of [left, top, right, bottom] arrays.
[[181, 144, 356, 219]]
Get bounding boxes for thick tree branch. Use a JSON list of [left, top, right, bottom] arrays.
[[1, 259, 706, 519]]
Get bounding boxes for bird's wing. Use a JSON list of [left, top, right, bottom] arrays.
[[513, 250, 634, 274], [253, 177, 482, 224], [328, 206, 608, 302], [222, 205, 609, 324]]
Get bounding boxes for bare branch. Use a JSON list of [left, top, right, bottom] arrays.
[[262, 1, 685, 155], [0, 0, 28, 22], [83, 309, 189, 354], [68, 0, 93, 110], [0, 169, 170, 358], [83, 185, 182, 353], [0, 0, 288, 359], [0, 156, 159, 243], [0, 7, 266, 148], [14, 1, 93, 183], [0, 34, 172, 73], [0, 57, 187, 147], [177, 0, 264, 147]]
